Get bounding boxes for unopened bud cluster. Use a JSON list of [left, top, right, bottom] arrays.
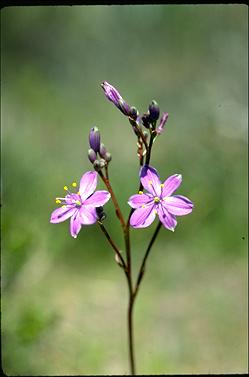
[[88, 127, 112, 171], [141, 100, 160, 130], [101, 82, 169, 137]]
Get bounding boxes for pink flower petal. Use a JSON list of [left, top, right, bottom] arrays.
[[128, 193, 153, 209], [70, 212, 82, 238], [158, 204, 177, 231], [50, 206, 77, 224], [84, 190, 111, 206], [130, 204, 156, 228], [79, 171, 98, 201], [140, 165, 161, 196], [79, 206, 97, 225], [162, 174, 182, 197], [163, 195, 193, 216]]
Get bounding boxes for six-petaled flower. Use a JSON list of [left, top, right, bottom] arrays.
[[128, 165, 193, 231], [50, 171, 110, 238]]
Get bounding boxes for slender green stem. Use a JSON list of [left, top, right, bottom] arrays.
[[145, 133, 155, 165], [98, 168, 135, 374], [128, 294, 136, 375]]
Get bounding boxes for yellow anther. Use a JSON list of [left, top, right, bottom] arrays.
[[138, 191, 143, 195], [154, 209, 157, 215], [142, 204, 146, 208], [62, 205, 66, 208], [154, 196, 160, 203], [77, 191, 80, 195], [160, 183, 164, 187], [75, 200, 81, 206], [63, 185, 68, 191], [55, 199, 61, 204], [72, 182, 77, 187], [148, 180, 153, 185]]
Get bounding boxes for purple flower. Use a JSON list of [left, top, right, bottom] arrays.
[[128, 165, 193, 231], [50, 171, 111, 238], [101, 81, 131, 116], [156, 112, 169, 135]]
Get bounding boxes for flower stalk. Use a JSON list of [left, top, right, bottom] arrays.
[[50, 81, 193, 375]]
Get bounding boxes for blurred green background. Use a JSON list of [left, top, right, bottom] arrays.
[[1, 5, 248, 375]]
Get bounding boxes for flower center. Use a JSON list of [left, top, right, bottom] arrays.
[[154, 196, 160, 203]]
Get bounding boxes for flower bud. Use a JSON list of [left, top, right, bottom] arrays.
[[88, 148, 97, 164], [101, 81, 131, 117], [156, 112, 169, 135], [93, 160, 101, 171], [89, 127, 100, 152], [96, 206, 106, 222], [118, 99, 131, 116], [129, 106, 139, 120], [99, 143, 107, 158], [99, 158, 106, 168], [148, 100, 160, 122], [104, 152, 112, 163], [141, 113, 150, 129]]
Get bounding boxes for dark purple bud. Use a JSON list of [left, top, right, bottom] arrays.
[[141, 113, 151, 129], [101, 81, 131, 116], [89, 127, 100, 152], [129, 106, 139, 120], [156, 112, 169, 135], [96, 206, 106, 222], [148, 100, 160, 122], [104, 152, 112, 163], [88, 148, 97, 163]]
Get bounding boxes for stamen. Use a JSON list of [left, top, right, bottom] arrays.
[[64, 186, 68, 191], [77, 191, 80, 195], [55, 199, 61, 204], [138, 191, 143, 195], [154, 196, 160, 203], [154, 209, 157, 214], [75, 200, 81, 206], [142, 204, 146, 208], [160, 183, 164, 187], [148, 180, 153, 185], [72, 182, 77, 187], [62, 205, 66, 208]]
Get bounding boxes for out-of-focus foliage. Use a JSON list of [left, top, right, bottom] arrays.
[[1, 5, 247, 375]]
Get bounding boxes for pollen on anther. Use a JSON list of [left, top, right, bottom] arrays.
[[55, 199, 61, 204], [160, 183, 164, 187], [64, 185, 68, 191], [148, 180, 153, 185], [138, 191, 143, 195], [142, 204, 146, 208], [72, 182, 77, 187], [62, 205, 66, 208]]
